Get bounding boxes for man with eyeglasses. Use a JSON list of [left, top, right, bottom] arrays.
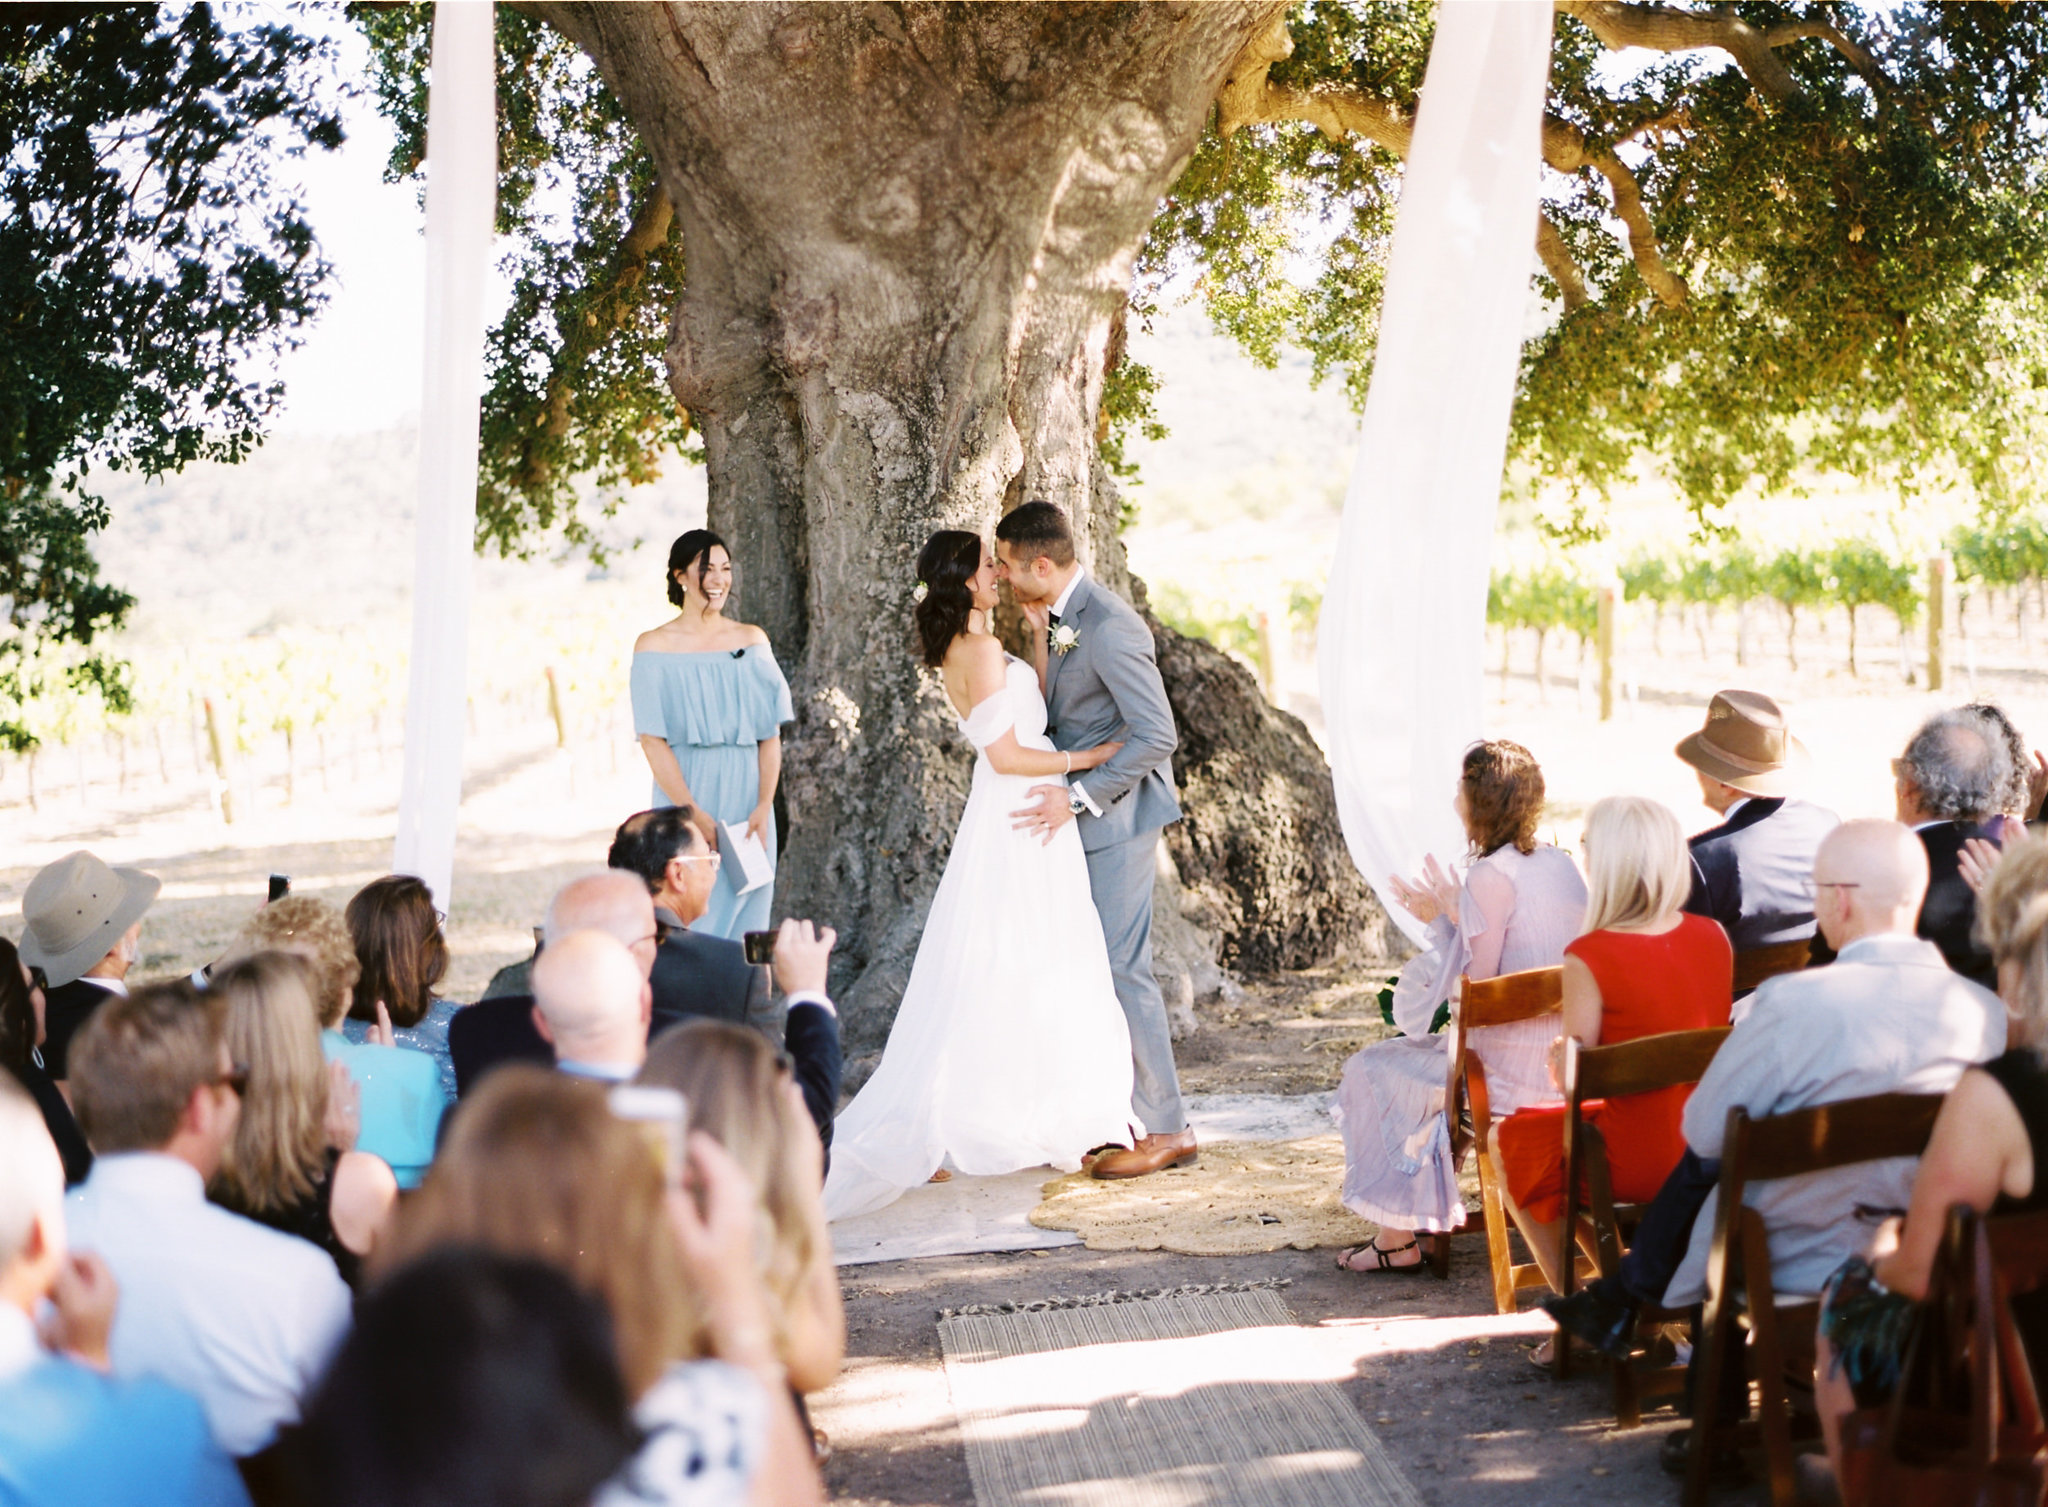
[[607, 807, 773, 1037], [59, 981, 352, 1459], [1546, 821, 2006, 1477]]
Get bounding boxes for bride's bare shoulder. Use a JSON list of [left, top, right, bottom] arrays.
[[943, 632, 1005, 672]]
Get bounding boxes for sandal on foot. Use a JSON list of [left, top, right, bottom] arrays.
[[1336, 1239, 1427, 1274], [928, 1168, 953, 1183]]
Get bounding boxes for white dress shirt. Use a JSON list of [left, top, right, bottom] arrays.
[[65, 1153, 353, 1456]]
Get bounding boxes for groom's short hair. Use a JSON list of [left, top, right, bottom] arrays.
[[994, 500, 1075, 567]]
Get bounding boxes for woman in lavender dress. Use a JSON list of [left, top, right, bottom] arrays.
[[631, 530, 795, 940], [1333, 740, 1586, 1273]]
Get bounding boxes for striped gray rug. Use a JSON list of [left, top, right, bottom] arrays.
[[937, 1282, 1424, 1507]]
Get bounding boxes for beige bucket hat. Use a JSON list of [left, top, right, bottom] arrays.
[[18, 850, 161, 988], [1675, 689, 1812, 798]]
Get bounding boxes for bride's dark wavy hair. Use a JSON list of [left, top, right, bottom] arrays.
[[913, 530, 984, 668]]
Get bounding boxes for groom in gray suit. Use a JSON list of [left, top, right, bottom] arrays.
[[996, 501, 1197, 1179]]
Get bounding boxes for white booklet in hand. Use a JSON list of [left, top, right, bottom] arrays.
[[717, 820, 775, 896]]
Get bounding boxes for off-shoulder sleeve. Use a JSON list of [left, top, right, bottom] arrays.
[[743, 645, 795, 741], [960, 686, 1016, 750], [630, 654, 666, 739]]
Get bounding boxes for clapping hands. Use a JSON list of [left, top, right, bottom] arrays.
[[1958, 835, 2003, 896], [1387, 854, 1461, 926]]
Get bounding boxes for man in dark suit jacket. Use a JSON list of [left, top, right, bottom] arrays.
[[608, 808, 840, 1148], [1674, 690, 1839, 953], [609, 808, 772, 1036], [1893, 708, 2015, 990]]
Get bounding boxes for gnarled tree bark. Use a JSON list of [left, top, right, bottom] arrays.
[[529, 2, 1385, 1046]]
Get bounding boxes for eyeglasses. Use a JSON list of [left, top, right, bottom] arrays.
[[673, 854, 721, 868], [216, 1064, 250, 1097], [652, 919, 674, 946], [433, 908, 448, 928], [1813, 881, 1861, 891]]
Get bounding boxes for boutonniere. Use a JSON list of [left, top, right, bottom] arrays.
[[1049, 623, 1081, 656]]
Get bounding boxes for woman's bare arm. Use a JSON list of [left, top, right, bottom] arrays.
[[1872, 1069, 2031, 1299]]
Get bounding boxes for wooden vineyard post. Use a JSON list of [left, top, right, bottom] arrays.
[[203, 697, 235, 824], [1926, 553, 1953, 692], [544, 667, 569, 749], [1596, 583, 1618, 722]]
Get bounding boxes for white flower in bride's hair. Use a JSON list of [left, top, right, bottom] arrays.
[[1049, 624, 1081, 656], [912, 581, 929, 605]]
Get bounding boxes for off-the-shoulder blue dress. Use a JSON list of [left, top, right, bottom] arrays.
[[629, 643, 795, 939]]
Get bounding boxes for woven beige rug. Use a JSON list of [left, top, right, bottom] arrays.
[[1029, 1135, 1375, 1256], [938, 1282, 1424, 1507]]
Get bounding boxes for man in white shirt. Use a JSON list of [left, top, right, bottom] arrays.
[[64, 981, 352, 1457]]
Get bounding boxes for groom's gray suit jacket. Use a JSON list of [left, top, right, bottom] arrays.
[[1044, 574, 1181, 849]]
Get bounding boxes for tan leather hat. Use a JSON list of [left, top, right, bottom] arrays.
[[1675, 690, 1811, 797], [17, 850, 161, 988]]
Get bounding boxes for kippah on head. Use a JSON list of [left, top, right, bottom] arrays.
[[0, 1077, 64, 1269]]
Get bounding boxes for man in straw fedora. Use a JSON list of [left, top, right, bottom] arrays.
[[1677, 689, 1840, 955], [17, 851, 160, 1086]]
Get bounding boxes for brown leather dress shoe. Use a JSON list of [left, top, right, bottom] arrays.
[[1088, 1131, 1198, 1179]]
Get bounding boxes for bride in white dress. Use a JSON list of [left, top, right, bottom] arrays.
[[822, 530, 1139, 1221]]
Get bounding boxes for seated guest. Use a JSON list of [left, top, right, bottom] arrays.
[[1812, 834, 2048, 1499], [608, 806, 774, 1036], [448, 871, 660, 1093], [1547, 821, 2006, 1405], [1333, 740, 1587, 1273], [226, 896, 446, 1189], [0, 938, 90, 1184], [1675, 690, 1839, 954], [287, 1249, 637, 1507], [63, 982, 353, 1457], [641, 1021, 845, 1393], [343, 875, 459, 1100], [1492, 797, 1733, 1300], [376, 1068, 827, 1507], [207, 952, 399, 1288], [1961, 701, 2040, 842], [0, 1078, 250, 1507], [17, 849, 160, 1084], [1894, 707, 2014, 988], [534, 931, 654, 1083]]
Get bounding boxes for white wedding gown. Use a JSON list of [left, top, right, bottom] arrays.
[[822, 654, 1138, 1221]]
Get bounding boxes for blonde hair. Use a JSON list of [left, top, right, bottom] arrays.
[[639, 1022, 821, 1346], [372, 1068, 707, 1397], [1580, 796, 1692, 935], [208, 952, 330, 1215], [224, 896, 360, 1028], [1978, 835, 2048, 1052]]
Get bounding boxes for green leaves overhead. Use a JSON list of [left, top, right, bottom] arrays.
[[1159, 2, 2048, 525], [353, 4, 692, 563], [0, 3, 342, 748]]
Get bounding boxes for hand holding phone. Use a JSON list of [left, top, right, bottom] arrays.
[[268, 873, 291, 903]]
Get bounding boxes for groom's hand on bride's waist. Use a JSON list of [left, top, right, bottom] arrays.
[[1011, 783, 1073, 845]]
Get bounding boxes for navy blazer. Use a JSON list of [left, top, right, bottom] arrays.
[[447, 995, 554, 1097], [649, 915, 771, 1038], [1917, 820, 1999, 990], [1684, 797, 1841, 952], [41, 978, 118, 1080]]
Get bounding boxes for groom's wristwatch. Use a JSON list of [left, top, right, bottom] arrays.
[[1067, 789, 1088, 817]]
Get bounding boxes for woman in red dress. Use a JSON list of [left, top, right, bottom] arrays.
[[1493, 795, 1734, 1304]]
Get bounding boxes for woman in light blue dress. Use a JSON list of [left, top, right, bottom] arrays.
[[631, 529, 795, 939]]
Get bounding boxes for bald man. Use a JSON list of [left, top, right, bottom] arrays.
[[1549, 822, 2008, 1455], [531, 931, 652, 1082]]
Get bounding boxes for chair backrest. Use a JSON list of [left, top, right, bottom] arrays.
[[1732, 937, 1814, 996], [1981, 1205, 2048, 1305], [1456, 965, 1564, 1029], [1729, 1092, 1946, 1184], [1567, 1026, 1732, 1104]]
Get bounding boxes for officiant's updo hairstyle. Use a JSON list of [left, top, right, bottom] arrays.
[[914, 529, 983, 668], [1459, 739, 1546, 858], [666, 529, 732, 609]]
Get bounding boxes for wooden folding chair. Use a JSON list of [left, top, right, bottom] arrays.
[[1435, 964, 1563, 1308], [1732, 937, 1814, 997], [1683, 1091, 1946, 1507], [1553, 1025, 1733, 1426]]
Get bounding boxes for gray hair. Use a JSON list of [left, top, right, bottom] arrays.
[[1901, 709, 2014, 823], [1963, 703, 2033, 818]]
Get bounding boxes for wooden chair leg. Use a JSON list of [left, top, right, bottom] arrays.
[[1477, 1154, 1517, 1314], [1426, 1230, 1452, 1278], [1684, 1293, 1739, 1507], [1742, 1217, 1798, 1507], [1611, 1353, 1642, 1430]]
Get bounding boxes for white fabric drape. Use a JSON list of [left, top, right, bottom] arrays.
[[1315, 2, 1553, 945], [392, 1, 496, 910]]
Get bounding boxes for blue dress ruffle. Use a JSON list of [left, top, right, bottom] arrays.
[[630, 644, 794, 939]]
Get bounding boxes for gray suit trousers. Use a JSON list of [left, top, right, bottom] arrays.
[[1084, 830, 1186, 1136]]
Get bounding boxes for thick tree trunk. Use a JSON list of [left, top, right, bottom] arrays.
[[536, 2, 1372, 1042]]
